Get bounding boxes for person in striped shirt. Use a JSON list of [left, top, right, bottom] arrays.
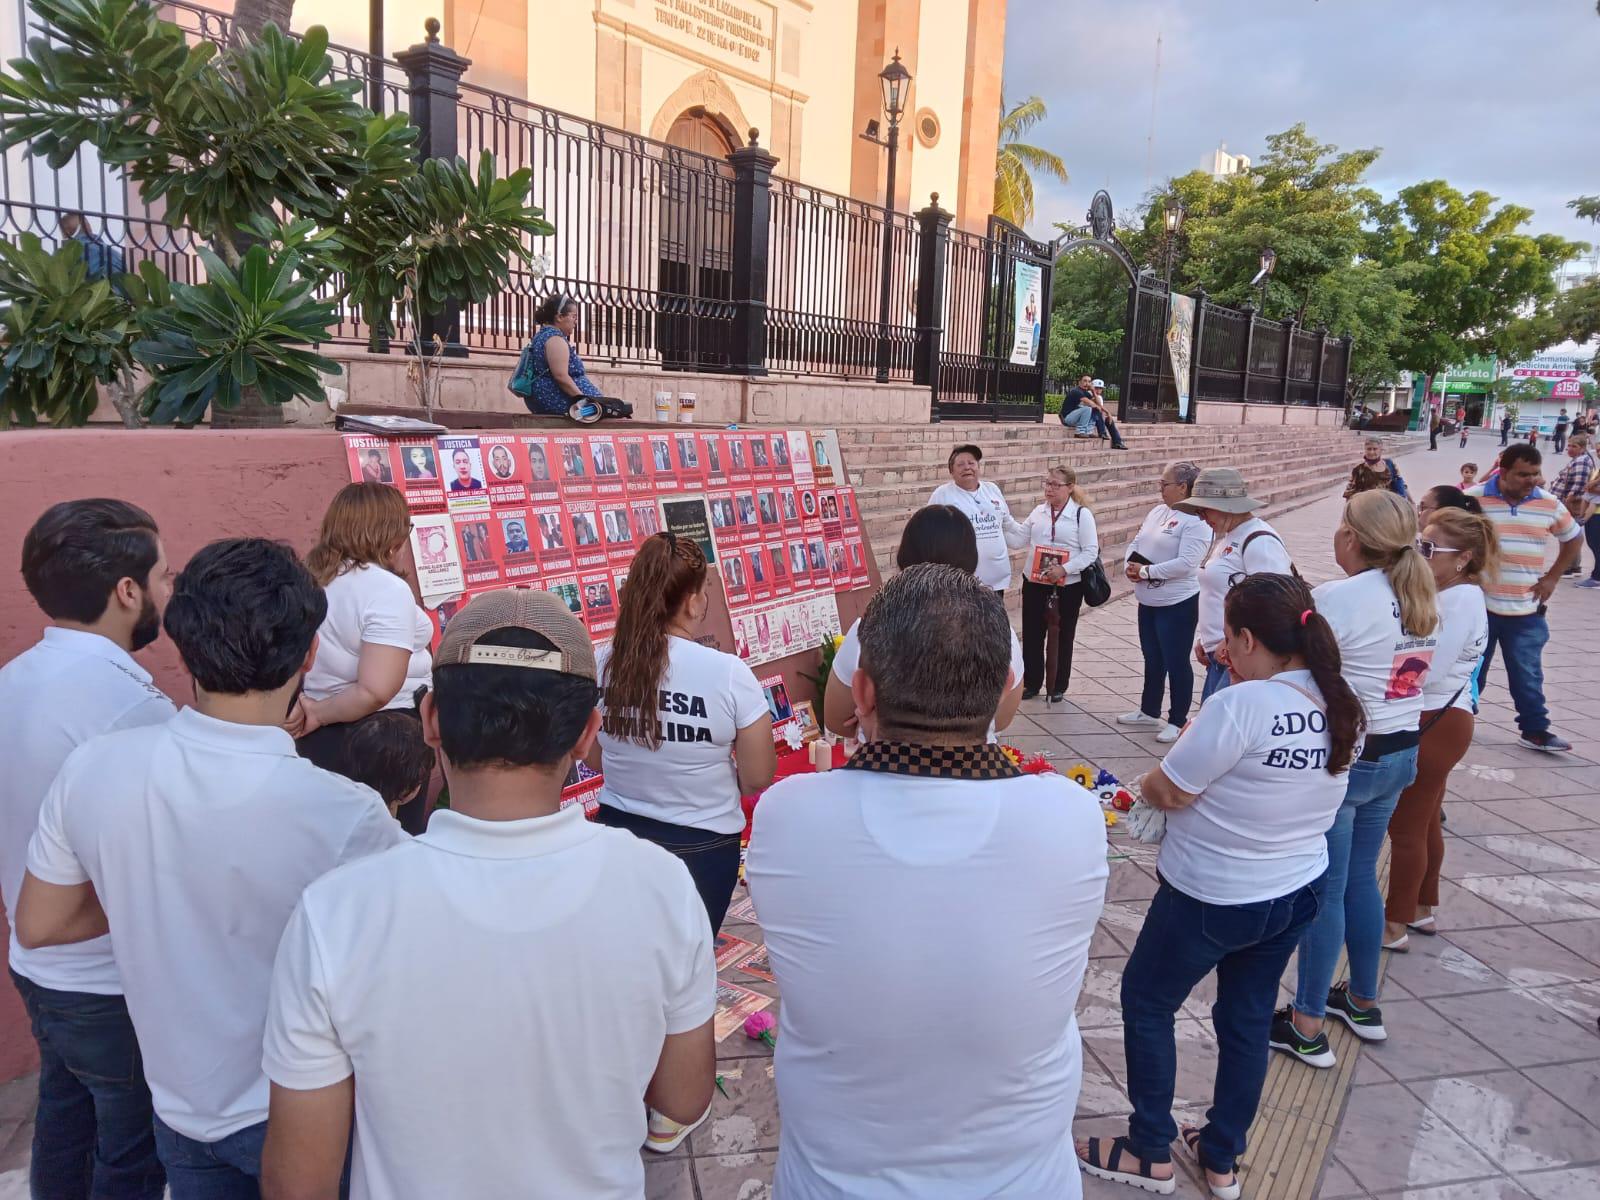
[[1466, 444, 1583, 753]]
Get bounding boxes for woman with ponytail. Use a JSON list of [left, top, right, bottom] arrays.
[[1080, 574, 1360, 1199], [1384, 508, 1497, 950], [1274, 490, 1440, 1069], [1008, 465, 1099, 702], [589, 533, 776, 932]]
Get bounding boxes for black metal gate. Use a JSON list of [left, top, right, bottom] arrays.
[[1121, 272, 1175, 423], [930, 217, 1052, 422]]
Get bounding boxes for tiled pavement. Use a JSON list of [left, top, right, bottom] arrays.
[[2, 435, 1598, 1198]]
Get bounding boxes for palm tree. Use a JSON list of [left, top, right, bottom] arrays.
[[994, 96, 1068, 230]]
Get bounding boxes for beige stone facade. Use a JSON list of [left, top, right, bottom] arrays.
[[229, 0, 1004, 230]]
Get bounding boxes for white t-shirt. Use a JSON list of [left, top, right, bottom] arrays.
[[1127, 504, 1212, 606], [1010, 500, 1099, 583], [747, 766, 1108, 1199], [1196, 517, 1295, 652], [1312, 570, 1439, 736], [263, 807, 715, 1200], [0, 628, 174, 994], [927, 480, 1020, 591], [26, 709, 405, 1141], [832, 617, 1023, 745], [1158, 670, 1347, 905], [596, 637, 768, 834], [1422, 584, 1488, 713], [304, 564, 433, 710]]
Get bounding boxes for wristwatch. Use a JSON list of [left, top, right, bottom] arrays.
[[1138, 565, 1150, 581]]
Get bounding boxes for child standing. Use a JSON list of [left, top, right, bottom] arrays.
[[1460, 462, 1478, 490]]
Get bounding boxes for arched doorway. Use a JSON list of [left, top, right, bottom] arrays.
[[658, 109, 735, 368]]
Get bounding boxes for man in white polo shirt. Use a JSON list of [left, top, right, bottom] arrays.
[[16, 538, 404, 1198], [1, 500, 175, 1199], [259, 589, 716, 1200], [748, 564, 1109, 1198]]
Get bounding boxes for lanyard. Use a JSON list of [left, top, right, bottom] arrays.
[[1047, 503, 1069, 542]]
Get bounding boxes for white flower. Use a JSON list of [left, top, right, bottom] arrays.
[[528, 253, 553, 283]]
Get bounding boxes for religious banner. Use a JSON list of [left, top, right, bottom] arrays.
[[1009, 260, 1044, 367]]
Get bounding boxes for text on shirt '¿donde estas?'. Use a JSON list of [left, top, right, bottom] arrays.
[[599, 689, 715, 743], [1264, 708, 1331, 771]]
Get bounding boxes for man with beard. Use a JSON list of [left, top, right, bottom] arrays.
[[0, 500, 176, 1199]]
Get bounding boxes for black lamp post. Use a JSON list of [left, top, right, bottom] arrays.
[[369, 0, 384, 112], [1255, 247, 1277, 315], [1161, 194, 1186, 288], [863, 50, 911, 383]]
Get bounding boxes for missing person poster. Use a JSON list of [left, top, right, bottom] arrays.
[[1009, 260, 1043, 367], [410, 512, 465, 599]]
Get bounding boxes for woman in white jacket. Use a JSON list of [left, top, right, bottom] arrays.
[[1008, 466, 1098, 702]]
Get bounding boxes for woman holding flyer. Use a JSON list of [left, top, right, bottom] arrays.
[[290, 483, 435, 831], [588, 533, 776, 933], [1009, 466, 1098, 702]]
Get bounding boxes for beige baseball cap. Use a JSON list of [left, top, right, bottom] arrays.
[[433, 588, 597, 682]]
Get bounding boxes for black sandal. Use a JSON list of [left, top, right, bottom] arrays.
[[1077, 1135, 1176, 1195], [1179, 1126, 1241, 1200]]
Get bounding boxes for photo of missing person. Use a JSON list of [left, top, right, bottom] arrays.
[[703, 438, 723, 474], [527, 444, 551, 482], [808, 540, 827, 572], [602, 508, 632, 545], [772, 435, 789, 466], [711, 499, 732, 530], [729, 439, 746, 470], [591, 441, 619, 476], [736, 494, 757, 526], [501, 518, 532, 556], [402, 445, 438, 481], [561, 444, 587, 478], [625, 442, 646, 476], [551, 581, 582, 615], [812, 438, 829, 468], [789, 544, 808, 574], [820, 493, 839, 522], [781, 492, 798, 522], [571, 512, 601, 547], [633, 504, 660, 536], [725, 556, 746, 589], [764, 679, 792, 723], [583, 582, 614, 611], [751, 439, 769, 469], [801, 491, 818, 518], [757, 491, 778, 524], [447, 446, 485, 493], [676, 436, 699, 471], [538, 513, 566, 551], [1385, 652, 1434, 701], [748, 550, 766, 584], [652, 438, 673, 473], [487, 444, 516, 481], [460, 522, 492, 563], [361, 449, 392, 484]]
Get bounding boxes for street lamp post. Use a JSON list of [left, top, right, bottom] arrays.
[[1161, 194, 1186, 288], [863, 51, 911, 384]]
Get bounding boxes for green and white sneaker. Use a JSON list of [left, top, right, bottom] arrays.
[[1269, 1007, 1336, 1068], [1326, 982, 1387, 1042]]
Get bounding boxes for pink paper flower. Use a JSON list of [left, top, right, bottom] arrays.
[[744, 1011, 777, 1046]]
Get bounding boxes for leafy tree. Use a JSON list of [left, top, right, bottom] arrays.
[[1369, 181, 1585, 388], [1302, 261, 1414, 402], [1553, 196, 1600, 348], [0, 0, 553, 424], [994, 96, 1068, 231]]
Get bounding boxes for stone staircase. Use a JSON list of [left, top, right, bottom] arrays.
[[834, 422, 1407, 594]]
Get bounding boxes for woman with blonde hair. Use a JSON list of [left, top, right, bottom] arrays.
[[588, 533, 776, 933], [291, 483, 435, 829], [1273, 489, 1439, 1069], [1384, 507, 1498, 950], [1008, 465, 1098, 702]]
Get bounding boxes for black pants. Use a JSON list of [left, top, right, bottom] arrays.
[[1554, 431, 1567, 452], [297, 711, 430, 835], [1137, 595, 1200, 727], [1021, 578, 1084, 695], [1429, 427, 1439, 449], [595, 804, 743, 933], [1586, 514, 1600, 581]]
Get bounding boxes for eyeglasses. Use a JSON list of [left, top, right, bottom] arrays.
[[1043, 478, 1065, 488], [1415, 538, 1465, 560]]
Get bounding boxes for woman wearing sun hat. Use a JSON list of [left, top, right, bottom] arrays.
[[1178, 468, 1295, 702]]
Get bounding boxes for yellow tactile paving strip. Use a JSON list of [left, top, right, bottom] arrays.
[[1236, 846, 1392, 1199]]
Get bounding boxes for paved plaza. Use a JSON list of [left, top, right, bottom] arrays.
[[1, 435, 1597, 1199]]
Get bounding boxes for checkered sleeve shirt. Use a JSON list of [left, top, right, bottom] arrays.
[[1551, 451, 1596, 503]]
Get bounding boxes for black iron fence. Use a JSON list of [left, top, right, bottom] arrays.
[[0, 3, 1060, 419]]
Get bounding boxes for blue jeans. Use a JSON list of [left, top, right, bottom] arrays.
[[153, 1119, 265, 1200], [1200, 656, 1231, 703], [9, 970, 165, 1200], [1060, 406, 1096, 435], [1121, 875, 1325, 1174], [1294, 745, 1418, 1016], [1138, 597, 1199, 726], [595, 805, 742, 932], [1476, 611, 1550, 735]]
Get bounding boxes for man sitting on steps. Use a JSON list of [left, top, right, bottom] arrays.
[[1060, 374, 1128, 449]]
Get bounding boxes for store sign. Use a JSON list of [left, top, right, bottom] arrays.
[[1448, 355, 1497, 383]]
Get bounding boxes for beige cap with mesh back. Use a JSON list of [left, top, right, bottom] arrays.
[[433, 588, 597, 682]]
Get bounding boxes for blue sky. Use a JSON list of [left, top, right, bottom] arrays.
[[1000, 0, 1597, 259]]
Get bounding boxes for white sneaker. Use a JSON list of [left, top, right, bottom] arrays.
[[1117, 711, 1163, 727], [645, 1101, 712, 1153], [1157, 724, 1182, 743]]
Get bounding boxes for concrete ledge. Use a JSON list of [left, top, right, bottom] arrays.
[[1198, 401, 1347, 428]]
